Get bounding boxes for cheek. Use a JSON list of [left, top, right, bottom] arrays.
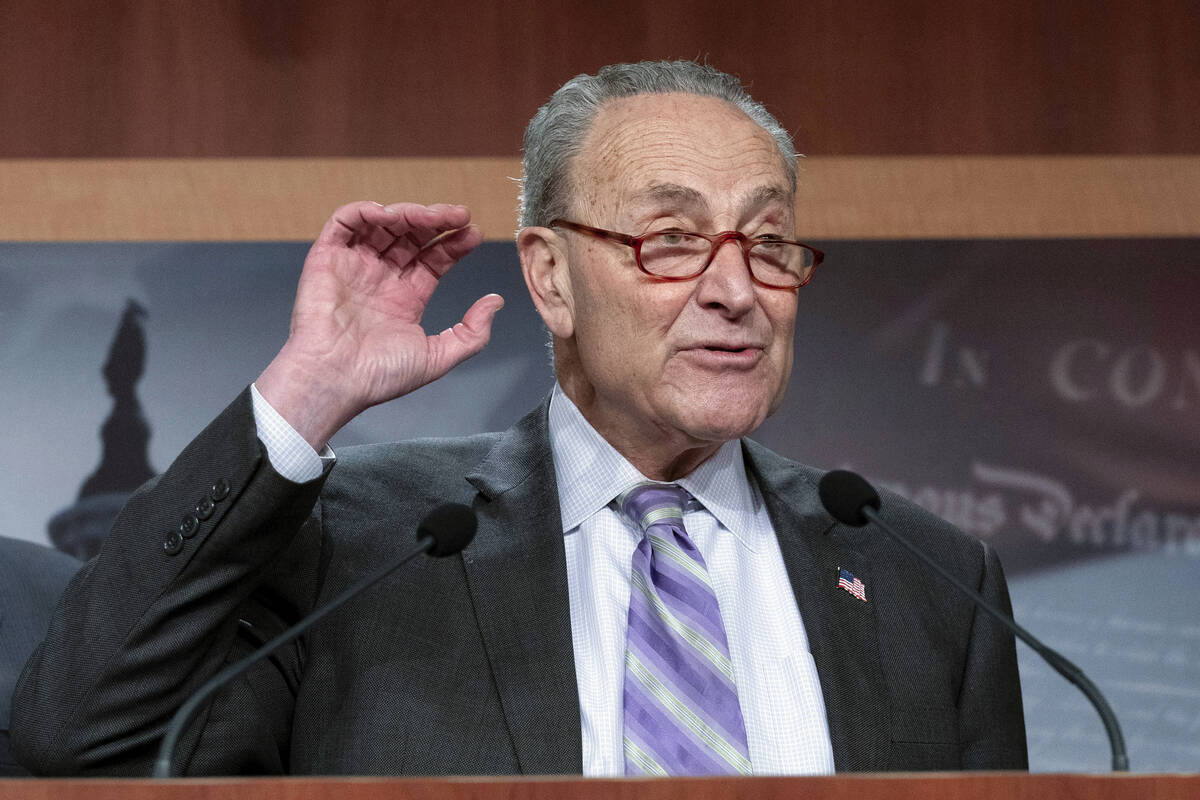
[[770, 296, 798, 346], [579, 278, 685, 346], [569, 276, 647, 371], [775, 313, 797, 364], [764, 297, 798, 377]]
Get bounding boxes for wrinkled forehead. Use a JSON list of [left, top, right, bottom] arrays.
[[569, 93, 795, 226]]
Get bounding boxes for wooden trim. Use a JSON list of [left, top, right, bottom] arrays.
[[1, 157, 1197, 241], [797, 157, 1200, 239]]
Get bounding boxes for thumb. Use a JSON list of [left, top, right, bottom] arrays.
[[425, 293, 505, 378]]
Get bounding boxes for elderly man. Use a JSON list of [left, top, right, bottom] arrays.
[[12, 61, 1026, 777]]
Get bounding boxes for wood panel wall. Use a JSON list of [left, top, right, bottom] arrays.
[[4, 157, 1198, 241], [2, 0, 1197, 158]]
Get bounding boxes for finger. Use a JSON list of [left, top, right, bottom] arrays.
[[385, 224, 483, 286], [420, 224, 485, 275], [424, 294, 505, 380], [356, 203, 431, 254], [319, 201, 404, 248], [371, 204, 472, 266], [380, 202, 472, 254]]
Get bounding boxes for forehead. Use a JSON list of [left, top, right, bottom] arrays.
[[571, 92, 793, 223]]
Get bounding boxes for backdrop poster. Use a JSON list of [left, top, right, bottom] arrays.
[[2, 238, 1197, 772]]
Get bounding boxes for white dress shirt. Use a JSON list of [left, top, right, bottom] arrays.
[[249, 383, 330, 481], [250, 382, 835, 776], [548, 385, 834, 776]]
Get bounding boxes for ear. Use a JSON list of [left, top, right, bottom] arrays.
[[517, 226, 575, 339]]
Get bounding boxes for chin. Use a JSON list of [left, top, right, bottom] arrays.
[[674, 398, 771, 444]]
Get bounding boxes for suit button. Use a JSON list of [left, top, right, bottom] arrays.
[[179, 514, 200, 538], [194, 496, 215, 520], [163, 530, 184, 555], [210, 478, 231, 502]]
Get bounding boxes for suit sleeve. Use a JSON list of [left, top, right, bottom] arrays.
[[956, 541, 1029, 769], [10, 387, 331, 776]]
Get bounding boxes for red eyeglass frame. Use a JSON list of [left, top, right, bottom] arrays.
[[549, 218, 824, 290]]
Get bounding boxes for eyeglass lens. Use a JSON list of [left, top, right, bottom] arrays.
[[639, 232, 814, 286]]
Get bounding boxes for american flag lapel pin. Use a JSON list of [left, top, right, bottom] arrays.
[[837, 567, 867, 602]]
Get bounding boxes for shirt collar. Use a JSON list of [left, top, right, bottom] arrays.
[[547, 383, 761, 549]]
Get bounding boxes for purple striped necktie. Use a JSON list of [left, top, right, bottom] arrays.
[[618, 482, 752, 776]]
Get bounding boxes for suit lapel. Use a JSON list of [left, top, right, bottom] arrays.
[[462, 400, 582, 774], [454, 413, 893, 774], [744, 441, 890, 772]]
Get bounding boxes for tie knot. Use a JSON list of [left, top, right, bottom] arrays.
[[619, 482, 688, 533]]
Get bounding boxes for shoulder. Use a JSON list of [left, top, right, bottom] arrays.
[[742, 438, 986, 565], [321, 398, 553, 510], [318, 432, 506, 525], [337, 431, 504, 476], [741, 437, 825, 492]]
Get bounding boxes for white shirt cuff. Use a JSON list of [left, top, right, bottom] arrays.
[[249, 383, 334, 483]]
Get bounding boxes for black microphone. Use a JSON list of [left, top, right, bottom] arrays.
[[152, 503, 477, 778], [818, 469, 1129, 772]]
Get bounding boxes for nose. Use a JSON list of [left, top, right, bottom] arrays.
[[695, 236, 756, 318]]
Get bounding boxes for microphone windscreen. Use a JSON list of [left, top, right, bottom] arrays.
[[818, 469, 881, 527], [417, 504, 478, 557]]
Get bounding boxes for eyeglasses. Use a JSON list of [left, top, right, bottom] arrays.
[[549, 219, 823, 290]]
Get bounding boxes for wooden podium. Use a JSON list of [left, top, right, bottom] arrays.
[[1, 774, 1197, 800]]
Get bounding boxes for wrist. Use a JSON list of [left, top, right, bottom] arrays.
[[255, 344, 362, 451]]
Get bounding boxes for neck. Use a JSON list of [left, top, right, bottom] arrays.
[[632, 445, 722, 483]]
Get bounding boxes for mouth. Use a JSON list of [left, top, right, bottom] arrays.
[[680, 344, 765, 369], [693, 339, 766, 353]]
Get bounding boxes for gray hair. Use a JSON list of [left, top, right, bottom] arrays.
[[518, 60, 797, 230]]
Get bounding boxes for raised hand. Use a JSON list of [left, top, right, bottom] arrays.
[[256, 201, 504, 450]]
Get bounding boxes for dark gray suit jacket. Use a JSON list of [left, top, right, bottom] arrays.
[[12, 388, 1026, 776], [1, 536, 81, 775]]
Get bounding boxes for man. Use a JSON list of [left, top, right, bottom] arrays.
[[12, 61, 1026, 776], [0, 536, 80, 775]]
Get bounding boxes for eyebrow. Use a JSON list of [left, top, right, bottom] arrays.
[[746, 184, 793, 210], [629, 182, 793, 216], [630, 183, 707, 211]]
